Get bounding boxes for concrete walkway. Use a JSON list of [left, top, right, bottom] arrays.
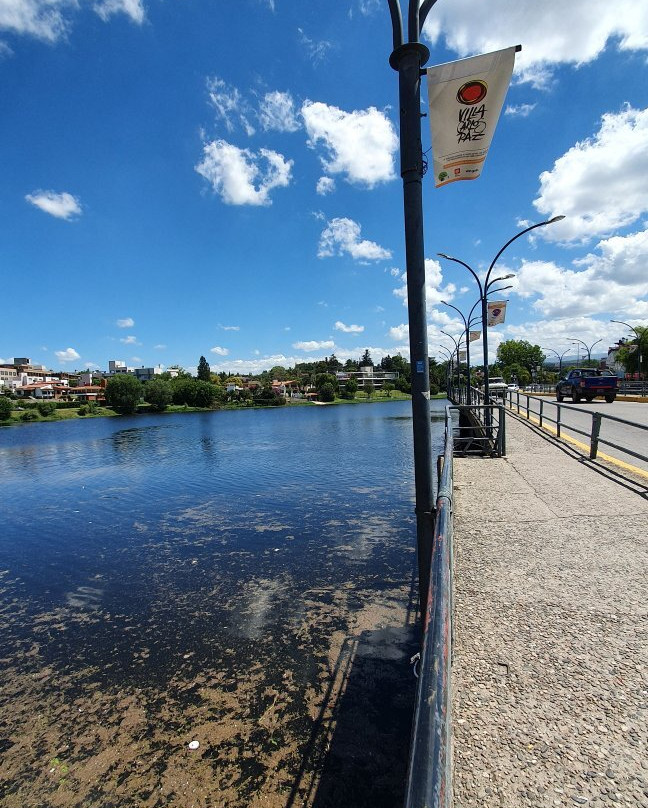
[[451, 414, 648, 808]]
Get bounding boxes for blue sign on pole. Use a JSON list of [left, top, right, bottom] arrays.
[[416, 360, 424, 374]]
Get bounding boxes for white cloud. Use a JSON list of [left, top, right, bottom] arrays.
[[196, 140, 293, 206], [116, 317, 134, 328], [0, 0, 73, 42], [219, 324, 240, 331], [335, 321, 364, 333], [302, 101, 398, 188], [512, 225, 648, 318], [154, 344, 166, 349], [393, 258, 456, 310], [0, 0, 143, 43], [210, 346, 229, 356], [316, 176, 335, 195], [505, 103, 537, 117], [293, 340, 335, 352], [297, 28, 333, 64], [206, 77, 255, 135], [258, 90, 300, 132], [93, 0, 144, 24], [25, 190, 81, 220], [422, 0, 648, 88], [389, 324, 409, 342], [120, 335, 139, 345], [84, 362, 100, 369], [318, 217, 391, 262], [55, 347, 80, 363], [533, 106, 648, 243]]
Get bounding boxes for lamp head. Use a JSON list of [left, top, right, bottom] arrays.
[[437, 252, 452, 260], [548, 215, 565, 224]]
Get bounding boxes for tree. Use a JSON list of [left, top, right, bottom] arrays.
[[382, 382, 394, 397], [616, 326, 648, 377], [315, 373, 338, 395], [365, 381, 375, 399], [197, 355, 211, 382], [342, 378, 358, 400], [144, 378, 173, 412], [318, 383, 336, 402], [105, 374, 143, 414], [496, 340, 545, 374], [360, 349, 374, 367], [0, 397, 12, 420]]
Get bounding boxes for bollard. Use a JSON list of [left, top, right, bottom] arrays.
[[590, 412, 602, 459]]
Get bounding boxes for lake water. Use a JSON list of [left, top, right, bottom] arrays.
[[0, 399, 447, 808]]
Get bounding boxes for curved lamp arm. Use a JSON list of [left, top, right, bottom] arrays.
[[437, 253, 484, 297], [486, 216, 565, 286]]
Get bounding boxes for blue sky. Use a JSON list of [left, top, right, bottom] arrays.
[[2, 0, 648, 374]]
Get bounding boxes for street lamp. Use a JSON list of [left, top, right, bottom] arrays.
[[568, 337, 602, 364], [440, 330, 465, 401], [440, 299, 481, 404], [543, 347, 570, 377], [438, 216, 565, 412], [610, 319, 644, 380]]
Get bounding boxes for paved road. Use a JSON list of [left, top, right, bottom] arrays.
[[505, 394, 648, 472], [452, 417, 648, 808]]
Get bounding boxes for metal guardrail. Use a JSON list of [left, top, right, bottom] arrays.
[[505, 390, 648, 464], [448, 387, 506, 456], [405, 407, 454, 808]]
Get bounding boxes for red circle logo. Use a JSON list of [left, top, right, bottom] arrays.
[[457, 80, 487, 105]]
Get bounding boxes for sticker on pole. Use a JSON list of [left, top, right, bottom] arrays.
[[416, 360, 425, 374], [426, 46, 517, 188]]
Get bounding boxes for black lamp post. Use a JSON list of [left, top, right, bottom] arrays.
[[568, 337, 602, 365], [610, 319, 644, 380], [438, 216, 565, 412], [543, 347, 570, 377], [387, 0, 438, 620], [440, 330, 465, 401], [441, 299, 481, 404]]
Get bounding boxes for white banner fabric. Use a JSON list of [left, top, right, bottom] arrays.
[[469, 330, 481, 342], [487, 301, 507, 327], [426, 46, 517, 188]]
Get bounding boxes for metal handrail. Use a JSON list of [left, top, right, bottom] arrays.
[[505, 390, 648, 463], [405, 407, 454, 808]]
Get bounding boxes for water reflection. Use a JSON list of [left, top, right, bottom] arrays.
[[0, 399, 446, 807]]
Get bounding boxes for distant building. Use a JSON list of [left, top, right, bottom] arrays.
[[108, 360, 130, 374], [0, 366, 18, 389], [335, 365, 398, 389], [134, 366, 162, 381]]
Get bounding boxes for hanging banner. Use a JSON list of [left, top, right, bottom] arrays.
[[426, 46, 517, 188], [459, 350, 467, 362], [487, 301, 507, 326], [469, 330, 481, 342]]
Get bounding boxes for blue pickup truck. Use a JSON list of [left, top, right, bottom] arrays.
[[555, 368, 618, 403]]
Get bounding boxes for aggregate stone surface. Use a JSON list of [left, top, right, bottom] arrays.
[[452, 418, 648, 808]]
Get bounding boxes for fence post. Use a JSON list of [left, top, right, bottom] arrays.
[[526, 395, 530, 420], [539, 399, 544, 428], [499, 404, 506, 456], [590, 412, 602, 459], [556, 403, 561, 438]]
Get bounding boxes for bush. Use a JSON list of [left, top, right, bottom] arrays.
[[20, 409, 39, 421], [0, 396, 13, 420], [37, 401, 58, 417], [78, 405, 88, 416]]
